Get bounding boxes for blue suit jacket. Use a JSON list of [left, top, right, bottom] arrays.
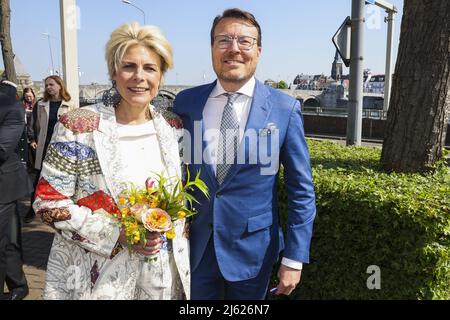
[[173, 79, 316, 281]]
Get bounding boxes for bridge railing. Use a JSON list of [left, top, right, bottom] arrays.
[[301, 106, 388, 120]]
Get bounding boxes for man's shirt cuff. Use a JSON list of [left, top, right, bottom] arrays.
[[281, 258, 303, 270]]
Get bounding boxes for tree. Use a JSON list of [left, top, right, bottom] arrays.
[[381, 0, 450, 173], [277, 80, 288, 89], [0, 0, 16, 83]]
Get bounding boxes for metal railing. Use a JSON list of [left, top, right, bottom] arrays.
[[301, 106, 388, 120]]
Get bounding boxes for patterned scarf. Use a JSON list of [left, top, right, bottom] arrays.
[[23, 101, 34, 112]]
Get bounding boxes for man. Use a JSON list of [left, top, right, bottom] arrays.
[[173, 8, 316, 300], [0, 80, 31, 300]]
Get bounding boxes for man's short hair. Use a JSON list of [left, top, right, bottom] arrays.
[[210, 8, 262, 47]]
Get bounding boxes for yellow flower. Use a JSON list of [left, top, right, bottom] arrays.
[[120, 207, 130, 217], [150, 198, 159, 208], [136, 194, 146, 204], [118, 197, 127, 206], [129, 196, 136, 205], [177, 211, 186, 219], [166, 228, 176, 239]]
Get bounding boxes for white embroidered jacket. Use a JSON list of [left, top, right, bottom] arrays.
[[33, 103, 189, 300]]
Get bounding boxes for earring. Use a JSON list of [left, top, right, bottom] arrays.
[[102, 80, 122, 107]]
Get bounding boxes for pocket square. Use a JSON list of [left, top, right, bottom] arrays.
[[259, 123, 277, 137]]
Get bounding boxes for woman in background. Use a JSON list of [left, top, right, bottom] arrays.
[[30, 76, 74, 171], [26, 77, 74, 223]]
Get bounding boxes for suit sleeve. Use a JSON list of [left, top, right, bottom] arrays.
[[32, 119, 120, 258], [0, 107, 25, 164], [280, 100, 316, 263]]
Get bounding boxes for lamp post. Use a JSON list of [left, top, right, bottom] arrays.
[[42, 32, 55, 75], [122, 0, 146, 25]]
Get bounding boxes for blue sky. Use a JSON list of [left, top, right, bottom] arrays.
[[8, 0, 403, 85]]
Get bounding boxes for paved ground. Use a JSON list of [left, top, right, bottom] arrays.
[[15, 198, 55, 300]]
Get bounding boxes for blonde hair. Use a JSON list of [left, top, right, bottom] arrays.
[[105, 22, 173, 80]]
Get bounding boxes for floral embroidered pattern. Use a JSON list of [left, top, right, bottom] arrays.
[[50, 141, 97, 161], [45, 175, 76, 195], [46, 147, 102, 176], [59, 108, 100, 134], [159, 109, 183, 129], [37, 207, 71, 228], [110, 241, 123, 259], [90, 260, 100, 290], [77, 191, 121, 216], [35, 177, 69, 201]]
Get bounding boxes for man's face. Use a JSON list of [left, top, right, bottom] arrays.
[[212, 18, 261, 91]]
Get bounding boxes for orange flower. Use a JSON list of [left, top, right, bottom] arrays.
[[142, 208, 172, 232]]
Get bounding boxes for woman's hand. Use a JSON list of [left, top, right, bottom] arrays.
[[30, 142, 38, 150], [118, 228, 163, 256]]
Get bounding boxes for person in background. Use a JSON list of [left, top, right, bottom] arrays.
[[26, 77, 75, 223], [0, 80, 32, 300], [30, 76, 74, 172], [22, 87, 37, 170]]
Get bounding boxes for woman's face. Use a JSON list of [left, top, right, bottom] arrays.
[[45, 79, 61, 99], [112, 44, 162, 109], [24, 92, 34, 103]]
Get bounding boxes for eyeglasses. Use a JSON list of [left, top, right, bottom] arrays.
[[214, 35, 258, 50]]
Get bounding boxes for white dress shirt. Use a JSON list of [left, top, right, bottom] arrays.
[[202, 77, 303, 271], [116, 120, 167, 188], [202, 77, 254, 174]]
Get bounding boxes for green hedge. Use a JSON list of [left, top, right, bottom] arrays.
[[275, 139, 450, 299]]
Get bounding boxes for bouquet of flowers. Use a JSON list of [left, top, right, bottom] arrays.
[[115, 170, 208, 255]]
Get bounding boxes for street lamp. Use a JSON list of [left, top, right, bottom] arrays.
[[42, 32, 55, 75], [122, 0, 146, 25]]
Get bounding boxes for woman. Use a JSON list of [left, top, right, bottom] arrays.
[[22, 88, 36, 170], [21, 87, 38, 222], [30, 76, 74, 171], [33, 22, 189, 300], [27, 78, 74, 223]]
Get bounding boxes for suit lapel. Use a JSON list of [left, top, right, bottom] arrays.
[[189, 82, 218, 189]]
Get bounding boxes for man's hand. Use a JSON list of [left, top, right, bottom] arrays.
[[30, 142, 37, 150], [275, 265, 302, 296], [118, 229, 163, 256]]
